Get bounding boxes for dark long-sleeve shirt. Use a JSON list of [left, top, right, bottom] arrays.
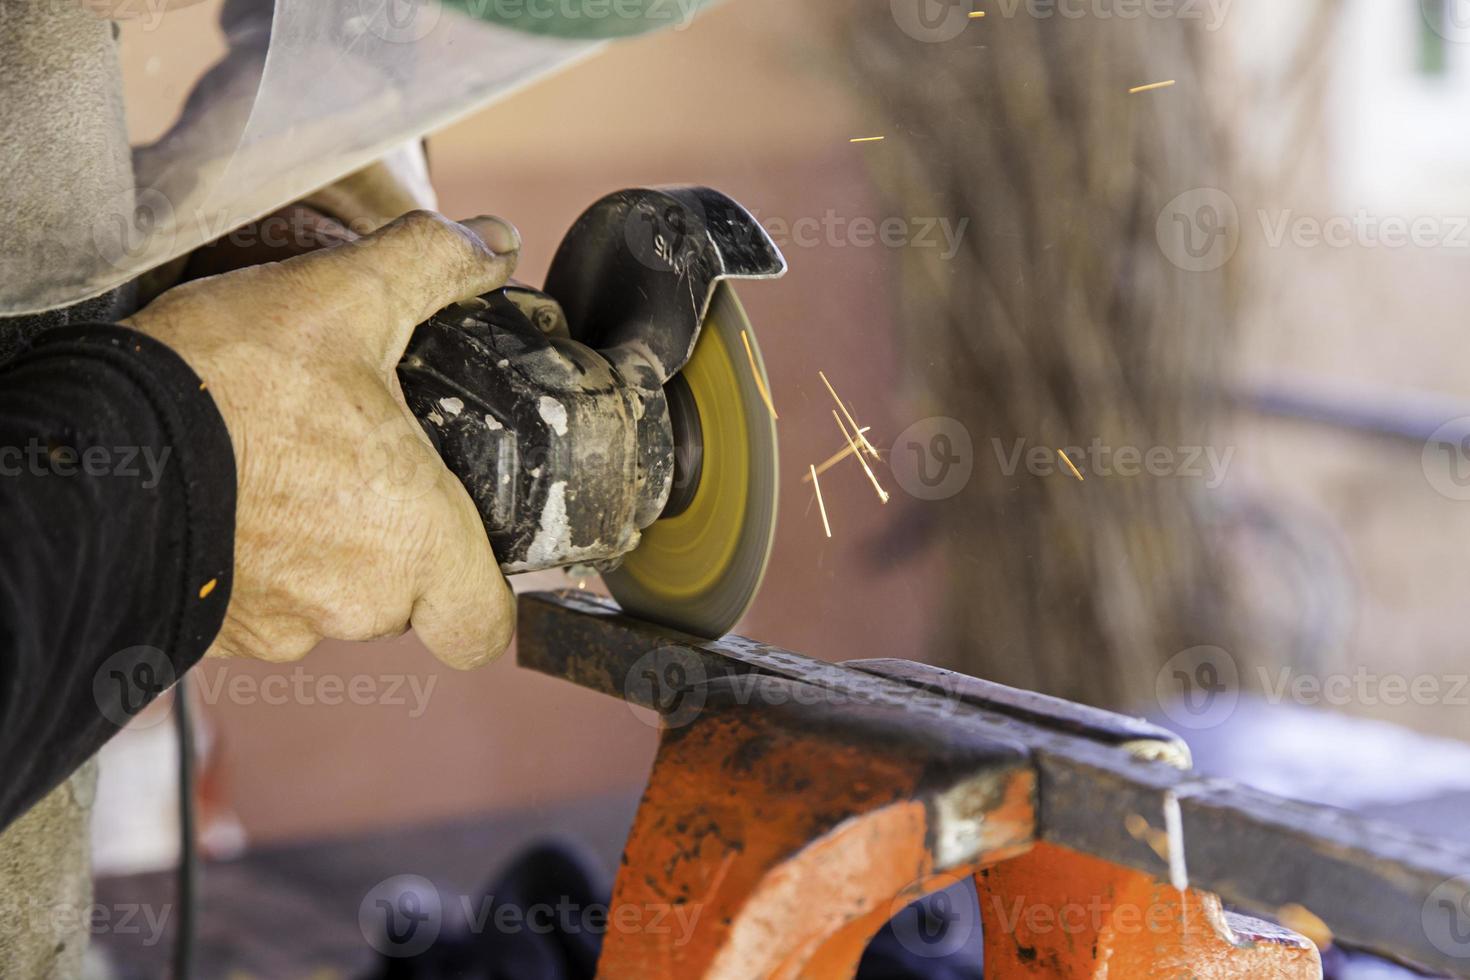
[[0, 325, 234, 831]]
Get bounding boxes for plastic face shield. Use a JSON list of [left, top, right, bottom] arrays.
[[6, 0, 704, 315]]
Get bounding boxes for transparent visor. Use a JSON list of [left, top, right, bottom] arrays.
[[3, 0, 629, 315]]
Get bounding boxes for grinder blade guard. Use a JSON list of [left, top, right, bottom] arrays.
[[397, 187, 786, 637]]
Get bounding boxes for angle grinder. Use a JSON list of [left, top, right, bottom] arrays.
[[397, 187, 786, 638]]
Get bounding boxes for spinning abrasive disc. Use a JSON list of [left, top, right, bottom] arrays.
[[603, 284, 779, 639]]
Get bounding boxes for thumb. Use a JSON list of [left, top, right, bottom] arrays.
[[292, 210, 520, 370]]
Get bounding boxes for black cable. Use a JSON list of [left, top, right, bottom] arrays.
[[173, 676, 197, 980]]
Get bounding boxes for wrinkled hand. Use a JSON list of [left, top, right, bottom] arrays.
[[125, 211, 522, 668]]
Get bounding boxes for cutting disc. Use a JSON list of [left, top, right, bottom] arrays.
[[603, 284, 779, 639]]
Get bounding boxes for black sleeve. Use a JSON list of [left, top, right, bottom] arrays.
[[0, 325, 235, 831]]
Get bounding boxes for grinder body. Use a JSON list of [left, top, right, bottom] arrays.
[[395, 188, 786, 632], [398, 287, 672, 573]]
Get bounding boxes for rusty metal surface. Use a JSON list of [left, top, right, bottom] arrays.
[[598, 673, 1035, 978], [978, 842, 1322, 979], [516, 590, 1470, 976]]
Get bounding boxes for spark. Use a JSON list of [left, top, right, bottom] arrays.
[[198, 578, 218, 599], [969, 9, 985, 17], [1128, 80, 1176, 95], [834, 410, 890, 503], [819, 371, 878, 457], [1058, 449, 1085, 482], [811, 464, 833, 538], [849, 136, 886, 143], [800, 427, 873, 483], [741, 329, 779, 420]]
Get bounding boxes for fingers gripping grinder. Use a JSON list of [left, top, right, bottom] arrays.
[[398, 188, 787, 638]]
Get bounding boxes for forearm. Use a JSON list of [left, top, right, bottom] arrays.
[[0, 325, 235, 831]]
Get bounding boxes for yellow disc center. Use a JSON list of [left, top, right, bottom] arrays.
[[621, 314, 750, 600]]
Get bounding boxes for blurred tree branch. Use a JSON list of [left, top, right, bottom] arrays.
[[840, 0, 1340, 708]]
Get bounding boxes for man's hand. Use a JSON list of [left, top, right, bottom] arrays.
[[124, 210, 522, 669]]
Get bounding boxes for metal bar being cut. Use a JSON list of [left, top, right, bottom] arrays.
[[517, 590, 1470, 977]]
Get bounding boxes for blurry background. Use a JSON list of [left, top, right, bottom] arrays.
[[92, 0, 1470, 966]]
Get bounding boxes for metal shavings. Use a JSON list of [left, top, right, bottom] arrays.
[[1058, 449, 1085, 481], [1163, 791, 1188, 891], [801, 427, 872, 483], [742, 329, 779, 420], [833, 410, 889, 503], [811, 464, 832, 538], [819, 371, 878, 457]]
